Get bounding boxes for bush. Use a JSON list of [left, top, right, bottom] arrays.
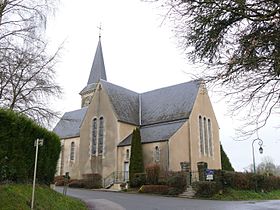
[[0, 109, 60, 184], [82, 173, 102, 189], [232, 172, 250, 190], [68, 180, 84, 188], [212, 170, 280, 192], [139, 185, 169, 194], [166, 187, 183, 196], [146, 164, 160, 185], [54, 176, 65, 186], [129, 128, 144, 182], [167, 173, 187, 193], [130, 173, 146, 188], [193, 181, 219, 198]]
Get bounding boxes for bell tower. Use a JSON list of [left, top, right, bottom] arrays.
[[79, 36, 107, 107]]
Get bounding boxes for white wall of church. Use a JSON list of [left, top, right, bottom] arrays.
[[58, 137, 80, 179], [169, 121, 190, 171], [79, 83, 119, 179], [188, 85, 222, 171]]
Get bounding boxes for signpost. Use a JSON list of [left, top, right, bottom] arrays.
[[31, 139, 44, 210], [63, 172, 70, 195]]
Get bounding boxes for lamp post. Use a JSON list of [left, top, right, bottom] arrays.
[[31, 139, 44, 210], [252, 138, 263, 174]]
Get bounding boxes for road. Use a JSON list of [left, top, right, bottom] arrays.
[[55, 187, 280, 210]]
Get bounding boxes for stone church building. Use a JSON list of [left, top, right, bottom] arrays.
[[54, 37, 221, 184]]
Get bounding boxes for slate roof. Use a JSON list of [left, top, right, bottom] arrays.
[[100, 80, 139, 125], [118, 119, 186, 146], [54, 37, 202, 142], [141, 80, 200, 125], [53, 107, 88, 139], [80, 38, 106, 95]]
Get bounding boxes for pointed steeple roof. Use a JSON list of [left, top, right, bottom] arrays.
[[87, 37, 107, 84], [80, 37, 107, 95]]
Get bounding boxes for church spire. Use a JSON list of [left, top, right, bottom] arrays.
[[80, 36, 107, 107], [87, 37, 107, 85]]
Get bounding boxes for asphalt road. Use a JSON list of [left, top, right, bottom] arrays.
[[55, 187, 280, 210]]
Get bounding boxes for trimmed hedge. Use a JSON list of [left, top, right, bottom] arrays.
[[193, 181, 219, 198], [146, 164, 160, 185], [213, 170, 280, 192], [139, 185, 169, 194], [167, 172, 187, 194], [0, 109, 60, 184], [82, 173, 102, 189]]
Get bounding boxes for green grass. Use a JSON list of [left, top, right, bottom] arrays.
[[0, 184, 88, 210], [212, 188, 280, 200]]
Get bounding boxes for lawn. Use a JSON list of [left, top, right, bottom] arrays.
[[212, 188, 280, 201], [0, 184, 88, 210]]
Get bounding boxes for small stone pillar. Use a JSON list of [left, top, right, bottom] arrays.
[[180, 161, 191, 186], [197, 162, 208, 181]]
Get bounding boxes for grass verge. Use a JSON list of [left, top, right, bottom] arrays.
[[212, 188, 280, 200], [0, 184, 88, 210]]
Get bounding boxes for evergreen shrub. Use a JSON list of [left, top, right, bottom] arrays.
[[129, 128, 144, 187], [130, 173, 146, 188], [0, 109, 60, 184]]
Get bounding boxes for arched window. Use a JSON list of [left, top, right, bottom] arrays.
[[92, 118, 97, 155], [199, 116, 204, 155], [208, 119, 213, 156], [126, 149, 130, 160], [98, 117, 104, 155], [154, 146, 160, 162], [70, 142, 75, 161], [204, 117, 208, 156]]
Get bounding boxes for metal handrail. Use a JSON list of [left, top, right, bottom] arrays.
[[103, 171, 129, 188]]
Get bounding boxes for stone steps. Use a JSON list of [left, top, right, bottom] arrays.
[[179, 186, 196, 198]]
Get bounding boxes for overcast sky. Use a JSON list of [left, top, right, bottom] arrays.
[[47, 0, 280, 172]]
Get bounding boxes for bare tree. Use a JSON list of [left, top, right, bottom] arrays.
[[257, 156, 278, 176], [0, 0, 61, 126], [156, 0, 280, 138]]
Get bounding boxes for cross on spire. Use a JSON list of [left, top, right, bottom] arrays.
[[97, 23, 102, 39]]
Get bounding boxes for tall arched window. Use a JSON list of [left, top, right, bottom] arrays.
[[98, 117, 104, 155], [208, 119, 213, 156], [70, 142, 75, 161], [126, 149, 130, 160], [154, 146, 160, 162], [92, 118, 97, 155], [199, 116, 204, 155], [204, 117, 208, 156]]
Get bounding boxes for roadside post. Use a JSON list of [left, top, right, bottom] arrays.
[[63, 172, 70, 195], [31, 139, 44, 210]]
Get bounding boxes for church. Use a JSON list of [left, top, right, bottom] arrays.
[[53, 37, 221, 185]]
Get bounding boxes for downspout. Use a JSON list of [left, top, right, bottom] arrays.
[[188, 121, 192, 170], [139, 94, 142, 126]]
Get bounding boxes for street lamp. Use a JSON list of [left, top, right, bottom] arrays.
[[252, 138, 263, 174], [31, 139, 44, 210]]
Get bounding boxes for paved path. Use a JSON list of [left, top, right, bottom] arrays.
[[55, 187, 280, 210]]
